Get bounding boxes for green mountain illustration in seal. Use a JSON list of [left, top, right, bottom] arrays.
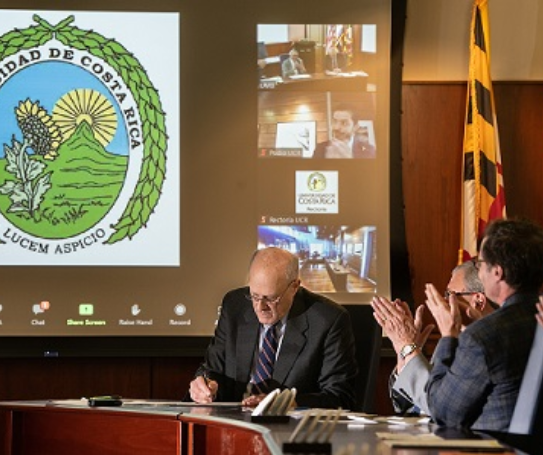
[[0, 120, 128, 239]]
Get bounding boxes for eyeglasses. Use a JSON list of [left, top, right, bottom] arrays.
[[443, 290, 478, 300], [246, 280, 296, 306], [471, 257, 486, 271]]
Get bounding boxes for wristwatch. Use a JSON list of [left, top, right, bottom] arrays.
[[399, 343, 418, 360]]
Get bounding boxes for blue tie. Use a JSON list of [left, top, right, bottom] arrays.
[[252, 323, 279, 394]]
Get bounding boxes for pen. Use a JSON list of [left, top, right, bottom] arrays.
[[202, 372, 214, 398]]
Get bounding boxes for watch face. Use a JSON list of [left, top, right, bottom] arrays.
[[400, 343, 416, 359]]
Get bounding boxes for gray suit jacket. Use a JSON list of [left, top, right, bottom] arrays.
[[391, 354, 432, 415], [197, 286, 358, 409]]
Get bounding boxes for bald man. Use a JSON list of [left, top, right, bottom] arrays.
[[189, 247, 357, 409]]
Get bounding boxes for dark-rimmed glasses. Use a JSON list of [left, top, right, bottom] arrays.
[[246, 280, 296, 306], [471, 257, 486, 271], [443, 290, 479, 300]]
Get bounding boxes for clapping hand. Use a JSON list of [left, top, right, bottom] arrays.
[[424, 283, 462, 338], [372, 296, 434, 365]]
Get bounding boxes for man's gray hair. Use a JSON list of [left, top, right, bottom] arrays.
[[453, 260, 484, 293]]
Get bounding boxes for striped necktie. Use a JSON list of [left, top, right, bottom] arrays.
[[251, 323, 279, 394]]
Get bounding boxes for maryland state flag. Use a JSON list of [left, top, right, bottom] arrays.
[[325, 24, 353, 63], [459, 0, 506, 263]]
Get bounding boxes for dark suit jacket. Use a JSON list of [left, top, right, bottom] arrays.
[[197, 286, 358, 409], [427, 291, 539, 431], [313, 138, 376, 159]]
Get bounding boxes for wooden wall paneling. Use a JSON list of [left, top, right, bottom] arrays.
[[264, 43, 291, 59], [151, 357, 202, 399], [494, 83, 543, 223], [0, 410, 12, 455], [401, 83, 466, 308], [0, 358, 151, 400]]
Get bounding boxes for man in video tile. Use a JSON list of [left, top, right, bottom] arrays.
[[281, 48, 307, 79], [313, 104, 376, 159]]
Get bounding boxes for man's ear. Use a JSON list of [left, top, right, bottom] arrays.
[[493, 264, 505, 281]]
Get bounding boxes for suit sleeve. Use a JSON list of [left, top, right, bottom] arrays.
[[296, 308, 357, 409], [282, 60, 294, 78], [427, 334, 490, 428], [392, 354, 432, 415], [196, 292, 242, 401]]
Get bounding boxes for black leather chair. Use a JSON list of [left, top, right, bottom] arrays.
[[343, 304, 382, 412]]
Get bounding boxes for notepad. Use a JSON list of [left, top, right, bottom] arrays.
[[376, 432, 505, 451], [383, 439, 505, 450], [123, 400, 243, 408], [374, 415, 431, 426]]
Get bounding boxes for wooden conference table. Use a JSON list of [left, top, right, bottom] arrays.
[[0, 400, 516, 455]]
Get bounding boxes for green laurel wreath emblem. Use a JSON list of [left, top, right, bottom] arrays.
[[0, 14, 167, 245]]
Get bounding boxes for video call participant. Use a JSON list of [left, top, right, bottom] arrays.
[[372, 260, 494, 415], [281, 48, 307, 79], [425, 218, 543, 431], [188, 247, 358, 410], [313, 105, 376, 159]]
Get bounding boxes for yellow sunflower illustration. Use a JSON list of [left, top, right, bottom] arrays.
[[15, 99, 62, 160]]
